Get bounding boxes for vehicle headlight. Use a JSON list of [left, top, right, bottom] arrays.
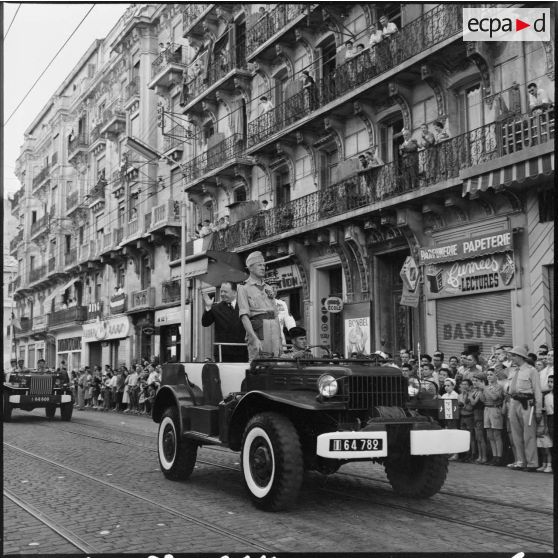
[[318, 374, 338, 397]]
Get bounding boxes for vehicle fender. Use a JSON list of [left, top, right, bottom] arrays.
[[226, 390, 339, 451], [152, 384, 198, 435]]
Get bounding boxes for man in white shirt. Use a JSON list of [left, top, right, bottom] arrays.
[[258, 96, 274, 116], [527, 82, 550, 115], [379, 15, 398, 37], [268, 282, 296, 347]]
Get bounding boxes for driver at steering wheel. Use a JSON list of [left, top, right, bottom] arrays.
[[284, 327, 312, 360]]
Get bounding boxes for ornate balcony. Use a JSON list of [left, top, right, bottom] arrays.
[[10, 187, 24, 215], [47, 306, 87, 327], [161, 278, 181, 305], [182, 134, 247, 185], [128, 287, 156, 313], [30, 214, 49, 239], [64, 248, 78, 269], [87, 301, 104, 320], [149, 43, 187, 91], [181, 37, 248, 112], [29, 264, 48, 284], [99, 99, 126, 137], [89, 122, 106, 153], [215, 108, 555, 251], [87, 176, 107, 211], [125, 217, 142, 241], [48, 254, 64, 276], [246, 3, 306, 56], [78, 242, 91, 263], [247, 4, 463, 149], [68, 131, 88, 163], [149, 199, 181, 233], [32, 165, 50, 190], [101, 230, 113, 254], [15, 317, 33, 335], [66, 191, 79, 212], [124, 78, 140, 110], [182, 4, 212, 38], [9, 230, 23, 255], [163, 124, 192, 159], [9, 276, 21, 295]]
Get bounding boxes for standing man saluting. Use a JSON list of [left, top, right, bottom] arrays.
[[237, 251, 282, 361], [202, 281, 248, 362]]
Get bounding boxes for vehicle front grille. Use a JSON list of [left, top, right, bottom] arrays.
[[30, 375, 53, 395], [342, 375, 407, 410]]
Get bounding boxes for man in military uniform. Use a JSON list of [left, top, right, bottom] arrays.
[[237, 251, 282, 361], [506, 345, 543, 471]]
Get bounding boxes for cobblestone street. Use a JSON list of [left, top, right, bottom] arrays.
[[3, 408, 553, 556]]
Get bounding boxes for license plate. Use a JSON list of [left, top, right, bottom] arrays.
[[30, 396, 52, 403], [329, 438, 383, 452]]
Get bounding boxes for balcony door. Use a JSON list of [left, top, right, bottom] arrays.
[[275, 170, 291, 206], [140, 255, 151, 290], [379, 115, 404, 164]]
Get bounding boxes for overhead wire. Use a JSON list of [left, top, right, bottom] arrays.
[[4, 4, 95, 126], [3, 3, 21, 40]]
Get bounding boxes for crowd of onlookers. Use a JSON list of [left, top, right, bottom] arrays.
[[392, 344, 553, 473], [70, 356, 162, 416]]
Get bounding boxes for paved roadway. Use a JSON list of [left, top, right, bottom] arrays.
[[3, 407, 554, 556]]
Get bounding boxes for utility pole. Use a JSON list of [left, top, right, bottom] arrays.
[[180, 191, 188, 362]]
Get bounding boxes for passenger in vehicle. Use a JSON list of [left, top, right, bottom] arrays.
[[284, 326, 311, 359], [237, 251, 282, 361], [202, 281, 248, 362]]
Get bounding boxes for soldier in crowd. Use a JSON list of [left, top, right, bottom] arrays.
[[506, 346, 543, 471]]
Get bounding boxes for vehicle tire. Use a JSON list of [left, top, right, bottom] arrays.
[[3, 393, 12, 422], [60, 402, 73, 422], [158, 407, 197, 480], [241, 412, 303, 511], [45, 405, 56, 419], [384, 454, 448, 498]]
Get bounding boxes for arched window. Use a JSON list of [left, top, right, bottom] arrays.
[[234, 186, 247, 202]]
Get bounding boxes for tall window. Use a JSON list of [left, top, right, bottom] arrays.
[[379, 115, 404, 164], [465, 84, 483, 130], [275, 170, 291, 206]]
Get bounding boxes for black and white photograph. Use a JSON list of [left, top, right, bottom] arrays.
[[3, 2, 554, 557]]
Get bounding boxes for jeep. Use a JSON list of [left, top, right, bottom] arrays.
[[152, 356, 469, 511], [3, 370, 74, 422]]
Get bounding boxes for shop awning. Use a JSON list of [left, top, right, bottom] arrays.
[[183, 250, 248, 286], [43, 277, 79, 306], [462, 153, 554, 197]]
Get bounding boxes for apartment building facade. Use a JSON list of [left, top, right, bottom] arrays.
[[9, 3, 555, 370]]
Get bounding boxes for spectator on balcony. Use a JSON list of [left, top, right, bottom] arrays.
[[398, 128, 419, 191], [301, 70, 318, 112], [260, 200, 270, 211], [258, 96, 274, 116], [420, 123, 436, 181], [379, 14, 398, 37], [344, 40, 356, 60], [159, 42, 165, 52], [527, 82, 551, 115], [365, 146, 383, 168], [379, 15, 398, 66], [354, 43, 368, 81], [358, 154, 369, 170], [200, 219, 213, 236], [194, 223, 203, 239], [368, 22, 384, 56]]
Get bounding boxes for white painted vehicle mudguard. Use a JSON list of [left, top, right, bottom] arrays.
[[410, 429, 470, 455]]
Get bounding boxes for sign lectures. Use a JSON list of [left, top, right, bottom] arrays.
[[419, 230, 513, 264], [424, 252, 516, 299]]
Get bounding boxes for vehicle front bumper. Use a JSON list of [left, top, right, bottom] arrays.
[[316, 428, 470, 459], [8, 394, 72, 405]]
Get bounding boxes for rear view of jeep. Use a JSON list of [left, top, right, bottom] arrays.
[[153, 357, 469, 511]]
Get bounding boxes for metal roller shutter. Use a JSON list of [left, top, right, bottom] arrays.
[[436, 291, 512, 357]]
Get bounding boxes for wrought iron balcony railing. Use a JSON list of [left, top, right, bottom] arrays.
[[247, 3, 305, 53], [87, 177, 106, 206], [87, 301, 104, 320], [151, 43, 186, 79], [182, 134, 246, 183], [30, 214, 49, 237], [185, 39, 247, 101], [66, 191, 79, 211], [182, 3, 210, 32], [215, 108, 555, 251], [32, 165, 51, 189], [248, 4, 463, 148], [64, 249, 77, 268], [162, 278, 181, 304], [128, 287, 156, 312], [68, 132, 88, 158], [47, 306, 87, 327], [29, 264, 48, 284], [10, 187, 24, 212], [10, 231, 23, 253]]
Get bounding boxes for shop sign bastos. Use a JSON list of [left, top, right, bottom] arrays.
[[424, 252, 516, 299]]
